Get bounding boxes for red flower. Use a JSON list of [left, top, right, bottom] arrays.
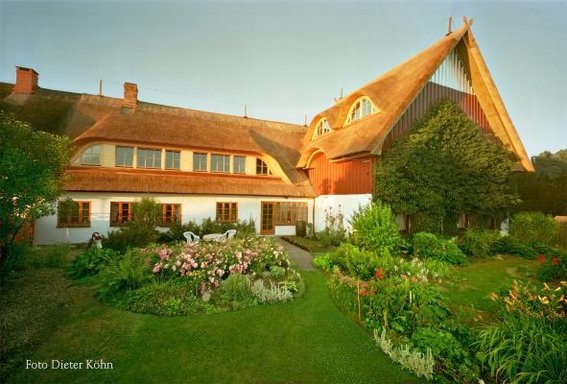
[[537, 254, 547, 264], [374, 268, 385, 280], [551, 257, 560, 266]]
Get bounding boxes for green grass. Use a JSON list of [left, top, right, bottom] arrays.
[[3, 264, 421, 383], [281, 236, 335, 253], [439, 256, 539, 324]]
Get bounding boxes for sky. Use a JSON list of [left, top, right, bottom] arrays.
[[0, 0, 565, 157]]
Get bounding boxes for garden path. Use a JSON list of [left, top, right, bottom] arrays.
[[274, 237, 315, 271]]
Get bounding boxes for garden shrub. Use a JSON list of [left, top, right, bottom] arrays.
[[537, 250, 567, 281], [104, 223, 160, 253], [68, 247, 119, 278], [96, 249, 153, 301], [458, 229, 500, 258], [509, 211, 557, 246], [317, 206, 346, 246], [413, 232, 466, 265], [328, 243, 379, 280], [374, 329, 434, 380], [251, 279, 293, 303], [492, 235, 537, 258], [215, 273, 255, 309], [411, 327, 476, 382], [350, 202, 401, 254], [121, 279, 205, 316]]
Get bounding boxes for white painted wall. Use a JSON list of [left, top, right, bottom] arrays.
[[34, 193, 314, 245], [313, 194, 372, 233]]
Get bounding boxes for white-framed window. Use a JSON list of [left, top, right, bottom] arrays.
[[345, 97, 376, 125], [193, 152, 207, 172], [115, 146, 134, 167], [256, 158, 271, 175], [312, 118, 331, 140], [211, 153, 230, 173], [233, 156, 246, 174], [137, 148, 162, 169], [81, 145, 101, 165], [165, 150, 180, 170]]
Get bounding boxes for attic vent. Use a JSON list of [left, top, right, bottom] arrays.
[[13, 66, 39, 94]]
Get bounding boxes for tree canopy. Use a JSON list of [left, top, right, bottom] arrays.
[[512, 149, 567, 215], [0, 110, 71, 259], [374, 100, 519, 234]]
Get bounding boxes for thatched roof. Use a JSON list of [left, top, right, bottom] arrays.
[[298, 22, 533, 172], [1, 83, 314, 197], [64, 167, 314, 197]]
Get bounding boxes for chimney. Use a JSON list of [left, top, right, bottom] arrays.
[[122, 82, 138, 109], [13, 66, 39, 94]]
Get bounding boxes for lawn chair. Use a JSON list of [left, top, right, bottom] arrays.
[[183, 231, 200, 243], [221, 229, 237, 241]]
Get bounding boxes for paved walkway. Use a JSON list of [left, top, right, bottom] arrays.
[[274, 237, 315, 271]]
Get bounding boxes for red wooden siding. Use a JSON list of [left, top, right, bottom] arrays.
[[307, 152, 374, 195], [383, 82, 492, 151]]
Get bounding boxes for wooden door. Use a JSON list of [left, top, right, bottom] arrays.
[[260, 202, 275, 235]]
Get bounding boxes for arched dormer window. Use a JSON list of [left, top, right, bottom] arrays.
[[312, 118, 331, 140], [81, 144, 101, 165], [345, 97, 376, 125], [256, 158, 271, 175]]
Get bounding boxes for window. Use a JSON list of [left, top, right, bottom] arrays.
[[161, 204, 181, 226], [81, 145, 101, 165], [165, 150, 180, 170], [193, 152, 207, 172], [137, 148, 162, 169], [216, 202, 237, 223], [233, 156, 246, 174], [115, 146, 134, 167], [211, 154, 230, 173], [346, 97, 376, 124], [275, 202, 308, 225], [312, 119, 331, 140], [57, 200, 90, 227], [256, 158, 271, 175], [110, 202, 133, 226]]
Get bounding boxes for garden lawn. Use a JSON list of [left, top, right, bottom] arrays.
[[4, 269, 422, 384], [439, 256, 539, 324]]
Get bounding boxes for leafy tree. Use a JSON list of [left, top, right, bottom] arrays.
[[512, 150, 567, 215], [0, 111, 71, 261], [374, 100, 519, 234]]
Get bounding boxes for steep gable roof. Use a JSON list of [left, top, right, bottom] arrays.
[[298, 21, 534, 172]]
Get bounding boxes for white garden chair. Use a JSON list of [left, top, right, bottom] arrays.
[[221, 229, 237, 241], [183, 231, 200, 243]]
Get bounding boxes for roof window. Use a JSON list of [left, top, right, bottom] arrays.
[[345, 97, 376, 125]]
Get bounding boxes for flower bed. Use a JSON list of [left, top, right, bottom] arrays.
[[69, 237, 303, 315]]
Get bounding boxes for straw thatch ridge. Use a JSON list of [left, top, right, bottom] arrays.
[[297, 22, 533, 172]]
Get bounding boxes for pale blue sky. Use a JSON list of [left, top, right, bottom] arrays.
[[0, 0, 565, 157]]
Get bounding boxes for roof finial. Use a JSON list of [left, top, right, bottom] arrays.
[[447, 16, 453, 34], [462, 16, 473, 27]]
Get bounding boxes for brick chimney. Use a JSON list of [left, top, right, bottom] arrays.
[[122, 82, 138, 109], [13, 67, 39, 94]]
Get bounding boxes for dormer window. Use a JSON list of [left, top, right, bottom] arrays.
[[81, 145, 101, 165], [345, 97, 376, 125], [312, 118, 331, 140], [256, 159, 271, 175]]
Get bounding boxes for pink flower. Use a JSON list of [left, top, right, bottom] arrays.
[[152, 264, 161, 273]]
